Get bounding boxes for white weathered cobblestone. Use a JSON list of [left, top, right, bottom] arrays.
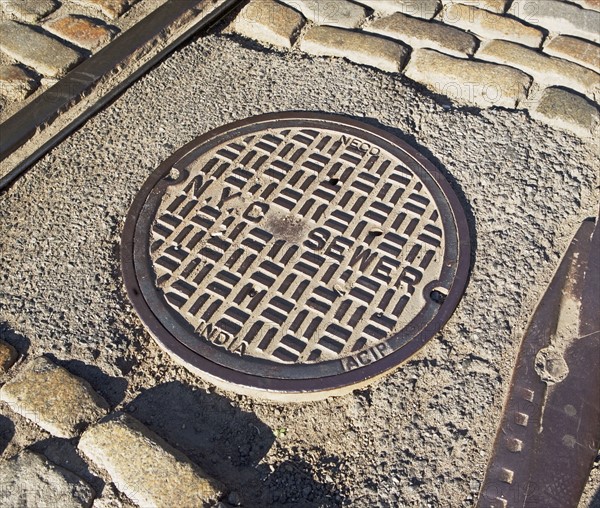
[[405, 48, 532, 108], [357, 0, 441, 18], [442, 0, 510, 14], [0, 21, 82, 77], [366, 12, 477, 58], [1, 0, 598, 149], [570, 0, 600, 11], [1, 0, 58, 23], [440, 3, 543, 48], [0, 450, 95, 508], [70, 0, 135, 19], [300, 25, 409, 73], [234, 0, 305, 49], [544, 35, 600, 73], [530, 86, 599, 138], [478, 40, 600, 101], [509, 0, 600, 43], [279, 0, 367, 28], [0, 356, 109, 438], [79, 413, 224, 508]]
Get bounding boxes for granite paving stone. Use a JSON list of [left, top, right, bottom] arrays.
[[0, 450, 95, 508], [279, 0, 368, 28], [1, 0, 59, 23], [570, 0, 600, 11], [477, 39, 600, 101], [79, 413, 224, 508], [366, 12, 477, 58], [356, 0, 441, 19], [0, 0, 175, 120], [300, 25, 409, 73], [44, 16, 117, 51], [0, 21, 83, 77], [440, 3, 544, 48], [530, 86, 599, 138], [404, 48, 532, 108], [0, 338, 19, 372], [233, 0, 305, 49], [442, 0, 510, 14], [509, 0, 600, 43], [0, 356, 109, 438], [544, 35, 600, 73], [70, 0, 135, 19]]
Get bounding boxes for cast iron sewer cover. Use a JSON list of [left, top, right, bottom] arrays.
[[122, 112, 470, 400]]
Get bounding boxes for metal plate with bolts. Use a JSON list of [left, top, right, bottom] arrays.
[[121, 112, 471, 400]]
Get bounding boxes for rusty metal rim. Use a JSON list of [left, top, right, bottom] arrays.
[[133, 116, 459, 379], [122, 111, 471, 395]]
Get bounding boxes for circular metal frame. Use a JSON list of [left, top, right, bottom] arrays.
[[121, 112, 471, 399]]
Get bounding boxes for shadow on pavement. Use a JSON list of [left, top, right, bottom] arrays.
[[0, 415, 15, 455], [260, 453, 350, 507], [592, 485, 600, 508], [29, 437, 105, 495], [126, 382, 273, 482], [127, 381, 347, 507]]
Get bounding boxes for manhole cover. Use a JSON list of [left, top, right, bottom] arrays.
[[122, 112, 470, 400]]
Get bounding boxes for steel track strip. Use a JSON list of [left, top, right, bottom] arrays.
[[477, 216, 600, 508], [0, 0, 242, 192]]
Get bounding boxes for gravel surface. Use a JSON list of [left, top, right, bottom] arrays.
[[1, 30, 599, 507]]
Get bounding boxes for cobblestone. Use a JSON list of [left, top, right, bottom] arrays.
[[366, 12, 477, 58], [227, 0, 600, 137], [405, 48, 532, 108], [509, 0, 600, 43], [570, 0, 600, 11], [544, 35, 600, 73], [0, 21, 82, 77], [279, 0, 367, 28], [44, 16, 117, 51], [233, 0, 305, 49], [477, 40, 600, 101], [357, 0, 441, 19], [0, 0, 174, 122], [1, 0, 597, 146], [530, 86, 599, 138], [1, 0, 58, 23], [0, 338, 19, 372], [79, 413, 223, 507], [0, 356, 109, 438], [300, 25, 408, 73], [442, 0, 510, 14], [440, 3, 543, 48], [70, 0, 135, 20], [0, 450, 95, 508]]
